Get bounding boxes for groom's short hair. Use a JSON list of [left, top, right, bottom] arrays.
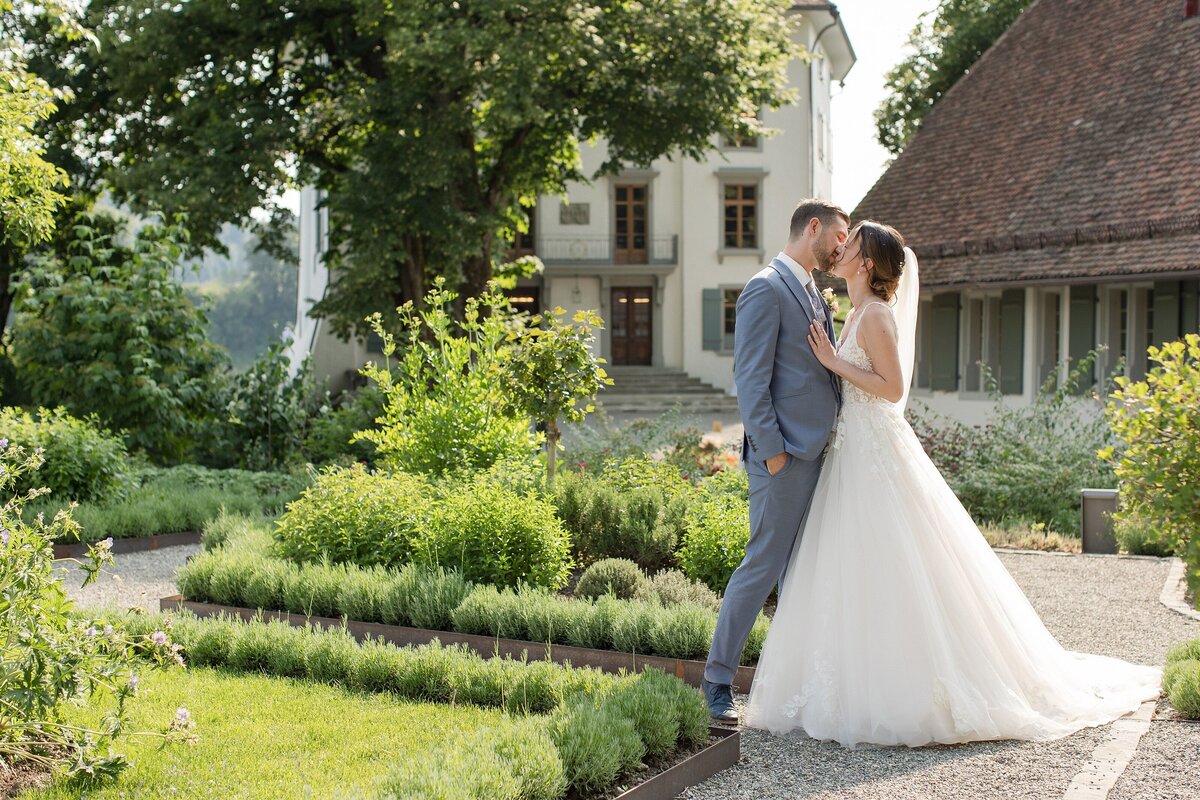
[[789, 199, 850, 240]]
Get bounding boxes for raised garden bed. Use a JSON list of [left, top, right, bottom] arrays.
[[160, 594, 757, 693], [615, 726, 739, 799], [54, 530, 201, 559]]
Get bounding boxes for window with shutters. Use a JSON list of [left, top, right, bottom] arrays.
[[1068, 285, 1098, 394], [1038, 291, 1063, 389], [722, 288, 742, 352], [915, 298, 933, 389], [962, 295, 1002, 392], [930, 293, 960, 391]]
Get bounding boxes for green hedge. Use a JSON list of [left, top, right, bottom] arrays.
[[678, 491, 751, 593], [275, 465, 572, 590], [111, 611, 708, 800], [177, 537, 767, 665]]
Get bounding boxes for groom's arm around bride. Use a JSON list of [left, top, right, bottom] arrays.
[[701, 199, 847, 724]]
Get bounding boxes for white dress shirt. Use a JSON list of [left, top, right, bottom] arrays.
[[776, 252, 826, 321]]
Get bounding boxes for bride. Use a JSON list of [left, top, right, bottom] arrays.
[[743, 221, 1161, 747]]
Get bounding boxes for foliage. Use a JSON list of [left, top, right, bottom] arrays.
[[564, 406, 719, 480], [37, 0, 797, 331], [177, 538, 770, 665], [979, 521, 1081, 553], [908, 352, 1116, 534], [422, 476, 572, 590], [357, 282, 537, 477], [9, 214, 228, 462], [1112, 507, 1174, 558], [552, 461, 691, 571], [0, 405, 131, 503], [1103, 335, 1200, 599], [205, 344, 320, 471], [574, 559, 649, 601], [0, 439, 183, 781], [501, 306, 611, 485], [301, 383, 383, 467], [380, 717, 566, 800], [549, 699, 643, 796], [273, 465, 435, 567], [679, 492, 751, 593], [875, 0, 1033, 154], [1164, 638, 1200, 719], [25, 465, 307, 544], [635, 569, 723, 613]]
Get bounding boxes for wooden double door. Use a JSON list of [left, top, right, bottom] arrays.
[[611, 287, 652, 365]]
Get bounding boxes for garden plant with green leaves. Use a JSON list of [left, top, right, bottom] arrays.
[[1103, 334, 1200, 599]]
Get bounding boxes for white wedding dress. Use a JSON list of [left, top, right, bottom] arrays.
[[744, 273, 1161, 747]]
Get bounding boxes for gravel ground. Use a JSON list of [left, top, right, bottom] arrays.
[[56, 544, 199, 612], [1107, 721, 1200, 800], [682, 552, 1200, 800]]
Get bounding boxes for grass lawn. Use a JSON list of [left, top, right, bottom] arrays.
[[23, 667, 511, 800]]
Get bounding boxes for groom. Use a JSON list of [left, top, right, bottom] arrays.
[[702, 199, 849, 723]]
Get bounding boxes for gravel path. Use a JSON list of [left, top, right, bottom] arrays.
[[54, 545, 1199, 799], [56, 544, 199, 612], [682, 552, 1200, 800]]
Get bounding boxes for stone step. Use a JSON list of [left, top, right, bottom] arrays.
[[597, 393, 741, 413]]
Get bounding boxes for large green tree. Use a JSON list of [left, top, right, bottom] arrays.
[[34, 0, 798, 335], [0, 2, 91, 337], [875, 0, 1032, 156]]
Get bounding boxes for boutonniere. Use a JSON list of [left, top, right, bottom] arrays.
[[822, 287, 840, 316]]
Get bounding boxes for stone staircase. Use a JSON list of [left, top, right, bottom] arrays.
[[598, 366, 741, 414]]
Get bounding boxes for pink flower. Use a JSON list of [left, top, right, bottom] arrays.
[[151, 631, 168, 646]]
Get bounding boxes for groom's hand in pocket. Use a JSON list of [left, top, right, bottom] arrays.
[[766, 452, 789, 476]]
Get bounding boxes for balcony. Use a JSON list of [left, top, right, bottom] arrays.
[[537, 234, 678, 266]]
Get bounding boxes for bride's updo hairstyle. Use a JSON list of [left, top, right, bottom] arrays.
[[852, 220, 906, 301]]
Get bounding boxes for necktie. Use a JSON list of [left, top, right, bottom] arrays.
[[806, 281, 827, 323]]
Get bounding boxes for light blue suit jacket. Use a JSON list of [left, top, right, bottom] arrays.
[[735, 258, 841, 464]]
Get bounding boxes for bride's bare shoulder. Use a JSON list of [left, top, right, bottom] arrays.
[[856, 302, 899, 342]]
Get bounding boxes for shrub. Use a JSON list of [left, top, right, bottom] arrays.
[[387, 564, 474, 630], [423, 477, 572, 590], [281, 561, 344, 618], [356, 281, 537, 477], [1104, 335, 1200, 599], [636, 568, 722, 612], [649, 603, 715, 660], [1164, 660, 1200, 719], [575, 558, 649, 600], [743, 613, 771, 663], [1113, 507, 1174, 557], [610, 600, 658, 655], [10, 215, 228, 462], [379, 718, 566, 800], [0, 406, 131, 503], [604, 674, 679, 759], [552, 466, 686, 571], [909, 353, 1115, 534], [549, 700, 644, 796], [301, 383, 383, 467], [274, 465, 435, 566], [1167, 639, 1200, 664], [679, 492, 751, 592]]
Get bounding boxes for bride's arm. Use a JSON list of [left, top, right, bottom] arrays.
[[807, 305, 906, 403]]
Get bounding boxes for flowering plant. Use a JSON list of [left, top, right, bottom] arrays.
[[0, 440, 189, 783]]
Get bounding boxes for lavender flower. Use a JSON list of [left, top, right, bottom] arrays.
[[151, 631, 168, 646], [0, 437, 8, 449], [175, 707, 191, 725], [128, 674, 139, 691], [98, 537, 114, 551], [0, 528, 9, 546], [85, 626, 98, 638]]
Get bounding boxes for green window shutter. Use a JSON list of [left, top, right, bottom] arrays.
[[931, 293, 960, 391], [999, 289, 1025, 395], [1068, 284, 1097, 393], [1181, 279, 1199, 335], [702, 288, 722, 351], [1152, 280, 1181, 346]]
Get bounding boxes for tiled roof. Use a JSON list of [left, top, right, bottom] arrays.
[[850, 0, 1200, 288]]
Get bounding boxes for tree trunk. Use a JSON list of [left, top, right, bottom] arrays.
[[545, 416, 560, 488]]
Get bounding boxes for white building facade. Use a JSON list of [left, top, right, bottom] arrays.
[[291, 4, 855, 394]]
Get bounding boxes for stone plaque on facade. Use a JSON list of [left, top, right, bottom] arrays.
[[559, 202, 590, 225]]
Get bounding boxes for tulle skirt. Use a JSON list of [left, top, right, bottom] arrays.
[[743, 401, 1162, 747]]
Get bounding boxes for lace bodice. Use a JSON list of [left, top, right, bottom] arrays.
[[836, 301, 894, 408]]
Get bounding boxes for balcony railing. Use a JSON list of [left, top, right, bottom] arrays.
[[537, 234, 678, 265]]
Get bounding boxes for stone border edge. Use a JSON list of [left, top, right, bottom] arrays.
[[158, 596, 758, 693], [1159, 557, 1200, 622]]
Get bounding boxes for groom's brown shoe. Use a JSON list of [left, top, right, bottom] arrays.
[[701, 679, 739, 724]]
